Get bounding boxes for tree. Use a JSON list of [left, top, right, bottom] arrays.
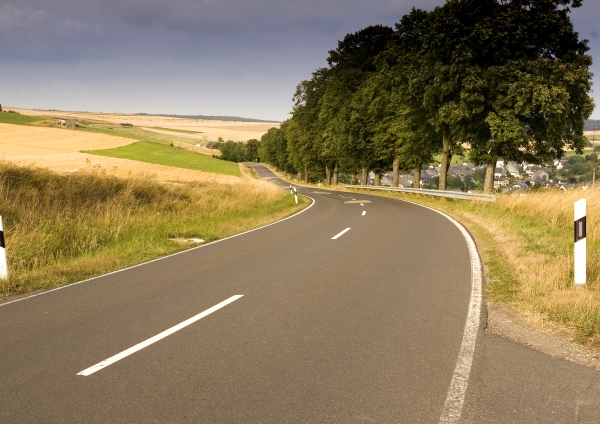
[[423, 0, 593, 192], [259, 124, 293, 172], [319, 25, 395, 185], [288, 68, 330, 183], [246, 139, 260, 162], [361, 9, 440, 188]]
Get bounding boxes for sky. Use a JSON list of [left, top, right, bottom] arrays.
[[1, 0, 599, 122]]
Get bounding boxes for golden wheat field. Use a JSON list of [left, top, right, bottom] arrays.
[[0, 123, 243, 183], [9, 107, 278, 142]]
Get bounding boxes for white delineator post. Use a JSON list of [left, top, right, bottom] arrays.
[[291, 186, 298, 204], [574, 199, 586, 287], [0, 216, 8, 280]]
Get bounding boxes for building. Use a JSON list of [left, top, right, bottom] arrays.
[[58, 119, 76, 128]]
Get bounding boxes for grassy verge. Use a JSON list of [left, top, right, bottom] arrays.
[[0, 162, 305, 298], [348, 187, 600, 348], [153, 127, 202, 134], [84, 141, 240, 176]]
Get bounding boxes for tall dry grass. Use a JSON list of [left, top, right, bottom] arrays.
[[0, 161, 300, 297], [491, 188, 600, 345]]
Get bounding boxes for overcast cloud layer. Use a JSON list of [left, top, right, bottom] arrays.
[[1, 0, 599, 121]]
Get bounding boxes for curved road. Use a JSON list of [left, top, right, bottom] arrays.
[[1, 164, 598, 422]]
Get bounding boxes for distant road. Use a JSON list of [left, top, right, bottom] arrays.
[[1, 164, 598, 423]]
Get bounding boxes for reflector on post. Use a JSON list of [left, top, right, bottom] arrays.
[[574, 199, 586, 287], [0, 216, 8, 281]]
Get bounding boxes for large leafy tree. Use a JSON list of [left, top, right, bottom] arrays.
[[319, 25, 395, 185], [421, 0, 593, 192], [259, 123, 293, 173], [288, 68, 330, 183], [469, 0, 593, 191], [363, 9, 440, 188]]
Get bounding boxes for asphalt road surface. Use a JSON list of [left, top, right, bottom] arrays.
[[1, 164, 598, 423]]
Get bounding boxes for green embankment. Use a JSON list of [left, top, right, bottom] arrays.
[[0, 111, 44, 125], [84, 141, 240, 176]]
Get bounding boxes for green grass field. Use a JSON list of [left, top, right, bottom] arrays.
[[153, 127, 203, 134], [432, 153, 470, 165], [0, 112, 44, 125], [84, 141, 240, 176], [564, 148, 594, 158]]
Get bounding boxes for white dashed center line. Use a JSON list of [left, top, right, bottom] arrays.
[[331, 228, 351, 240], [362, 211, 366, 216], [77, 295, 243, 376]]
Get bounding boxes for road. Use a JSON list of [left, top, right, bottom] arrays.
[[1, 164, 598, 423]]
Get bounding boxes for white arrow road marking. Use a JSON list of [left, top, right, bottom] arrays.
[[331, 228, 351, 240], [77, 295, 244, 376]]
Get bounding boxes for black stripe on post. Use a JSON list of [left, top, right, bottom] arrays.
[[0, 230, 4, 249], [574, 216, 586, 243]]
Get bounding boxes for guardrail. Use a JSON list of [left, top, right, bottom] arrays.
[[344, 185, 497, 202]]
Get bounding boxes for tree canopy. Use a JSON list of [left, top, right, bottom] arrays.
[[258, 0, 593, 192]]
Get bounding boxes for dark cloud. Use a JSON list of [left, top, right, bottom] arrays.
[[0, 0, 598, 121]]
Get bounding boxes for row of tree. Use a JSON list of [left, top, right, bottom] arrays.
[[258, 0, 594, 192], [216, 138, 260, 163]]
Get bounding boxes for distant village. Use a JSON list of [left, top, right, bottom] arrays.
[[373, 152, 599, 192]]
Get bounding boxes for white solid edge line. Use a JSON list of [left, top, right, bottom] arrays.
[[1, 190, 315, 308], [362, 211, 366, 216], [331, 228, 351, 240], [385, 197, 481, 424], [437, 213, 482, 424], [342, 188, 482, 422], [78, 295, 243, 376]]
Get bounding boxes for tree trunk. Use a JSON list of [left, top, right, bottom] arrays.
[[392, 156, 400, 187], [413, 163, 422, 188], [304, 166, 309, 183], [374, 172, 381, 186], [361, 168, 368, 185], [325, 164, 332, 186], [439, 126, 451, 191], [296, 171, 301, 182], [483, 159, 497, 193], [351, 173, 357, 185], [333, 163, 339, 185]]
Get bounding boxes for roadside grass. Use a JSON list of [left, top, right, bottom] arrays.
[[153, 127, 202, 134], [0, 161, 305, 298], [0, 112, 44, 125], [84, 141, 240, 176], [349, 186, 600, 348]]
